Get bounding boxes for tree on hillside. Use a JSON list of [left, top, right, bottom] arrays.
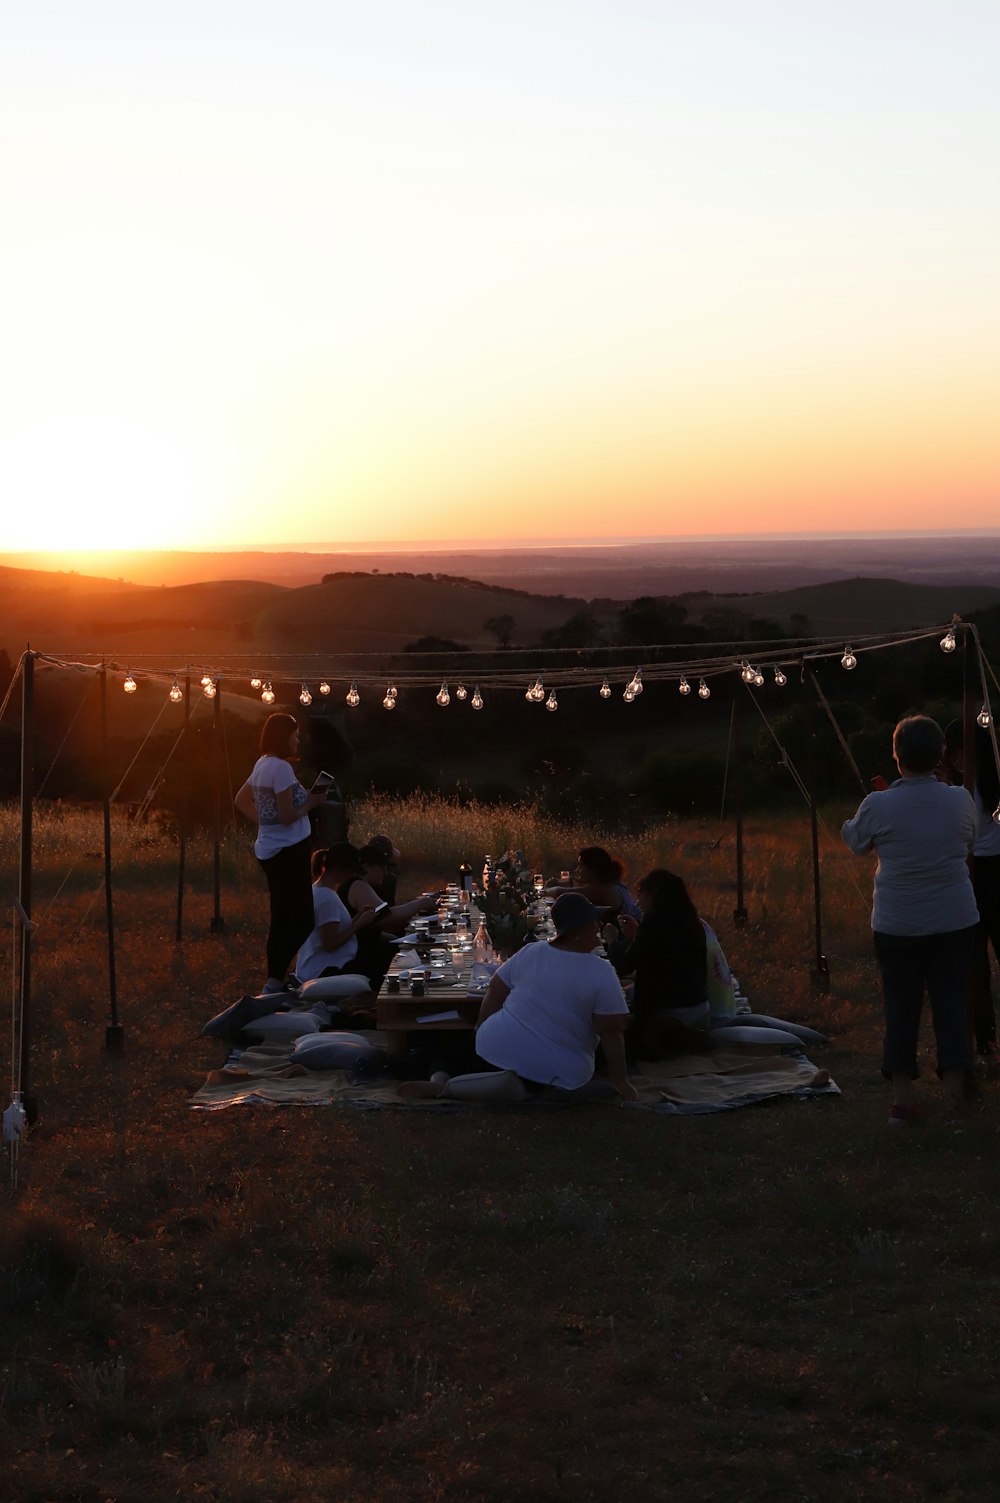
[[404, 636, 469, 653], [618, 597, 691, 646], [541, 610, 604, 648], [484, 613, 515, 648]]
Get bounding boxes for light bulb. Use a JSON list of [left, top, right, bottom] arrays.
[[203, 678, 217, 699], [599, 679, 611, 699], [200, 674, 212, 687], [698, 679, 710, 699], [169, 678, 183, 703], [455, 683, 468, 700], [471, 686, 484, 710], [978, 705, 991, 728], [774, 667, 787, 687], [123, 672, 137, 694], [262, 680, 275, 704], [623, 686, 636, 703], [299, 684, 312, 705], [631, 669, 643, 695], [532, 679, 546, 703], [741, 661, 755, 684], [940, 628, 957, 653], [679, 677, 691, 695], [250, 675, 262, 690], [383, 690, 396, 710], [546, 690, 558, 712], [753, 669, 764, 687], [319, 680, 331, 695], [842, 646, 857, 670], [436, 680, 451, 707], [346, 682, 360, 708]]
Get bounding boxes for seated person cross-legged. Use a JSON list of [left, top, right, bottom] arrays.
[[399, 893, 638, 1104], [295, 847, 379, 982]]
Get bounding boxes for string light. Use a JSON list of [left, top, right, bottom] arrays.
[[346, 682, 360, 708], [532, 678, 546, 703], [599, 679, 611, 699], [698, 679, 710, 699], [841, 646, 857, 670], [203, 678, 217, 699], [546, 689, 558, 712], [262, 680, 275, 704], [623, 684, 636, 703], [774, 667, 787, 687], [977, 705, 991, 728], [436, 680, 451, 707], [383, 686, 396, 710], [940, 628, 957, 653], [471, 686, 484, 710], [455, 683, 468, 700], [169, 678, 183, 703], [629, 668, 643, 696], [299, 684, 312, 705], [250, 674, 262, 690], [679, 677, 691, 695], [123, 671, 137, 694], [319, 680, 331, 695], [741, 661, 755, 683], [200, 674, 212, 688], [753, 669, 764, 687]]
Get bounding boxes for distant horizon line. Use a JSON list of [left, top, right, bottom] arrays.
[[5, 527, 1000, 556]]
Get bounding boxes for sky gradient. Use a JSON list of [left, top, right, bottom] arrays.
[[2, 1, 997, 551]]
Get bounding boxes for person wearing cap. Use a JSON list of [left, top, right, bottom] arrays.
[[336, 843, 439, 988], [472, 892, 637, 1100], [365, 833, 401, 905], [294, 846, 380, 982]]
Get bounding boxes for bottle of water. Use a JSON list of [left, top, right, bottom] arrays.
[[470, 914, 496, 991]]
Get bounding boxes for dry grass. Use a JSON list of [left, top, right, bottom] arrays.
[[3, 797, 1000, 1503]]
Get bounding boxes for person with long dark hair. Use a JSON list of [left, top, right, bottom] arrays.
[[614, 868, 713, 1057], [234, 713, 330, 993], [943, 720, 1000, 1054], [545, 846, 641, 922]]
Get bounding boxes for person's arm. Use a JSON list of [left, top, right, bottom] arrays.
[[594, 1014, 637, 1102], [476, 975, 510, 1026], [274, 783, 327, 823], [841, 795, 877, 854], [379, 892, 441, 935], [234, 780, 257, 822], [316, 906, 377, 949]]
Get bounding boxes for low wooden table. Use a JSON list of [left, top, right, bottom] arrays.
[[376, 968, 484, 1056]]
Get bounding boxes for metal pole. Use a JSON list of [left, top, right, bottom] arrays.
[[175, 670, 190, 942], [101, 664, 123, 1050], [210, 679, 225, 933], [18, 649, 38, 1123], [732, 691, 748, 926], [809, 726, 830, 988], [963, 628, 977, 1062]]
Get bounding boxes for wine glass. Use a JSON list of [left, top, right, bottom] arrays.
[[533, 872, 544, 896]]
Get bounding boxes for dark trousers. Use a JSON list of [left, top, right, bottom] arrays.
[[257, 835, 315, 981], [972, 855, 1000, 1048], [874, 926, 976, 1079]]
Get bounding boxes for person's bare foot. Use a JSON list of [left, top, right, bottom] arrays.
[[808, 1069, 830, 1088], [396, 1080, 445, 1100]]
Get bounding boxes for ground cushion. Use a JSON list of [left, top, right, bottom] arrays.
[[291, 1032, 385, 1070]]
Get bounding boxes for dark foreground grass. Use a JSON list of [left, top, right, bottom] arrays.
[[4, 806, 1000, 1502]]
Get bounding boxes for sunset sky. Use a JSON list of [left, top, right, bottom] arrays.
[[2, 1, 997, 552]]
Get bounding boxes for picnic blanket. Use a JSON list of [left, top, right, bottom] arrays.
[[190, 1036, 838, 1114]]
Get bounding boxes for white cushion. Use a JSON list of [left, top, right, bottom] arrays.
[[296, 974, 373, 1001], [710, 1024, 803, 1051], [291, 1032, 384, 1070], [243, 1011, 320, 1040]]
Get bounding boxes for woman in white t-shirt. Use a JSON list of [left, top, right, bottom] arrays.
[[234, 713, 330, 993], [295, 846, 379, 982]]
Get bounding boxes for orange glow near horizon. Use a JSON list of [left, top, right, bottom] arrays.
[[2, 4, 997, 554]]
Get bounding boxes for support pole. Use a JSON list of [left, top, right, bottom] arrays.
[[101, 664, 123, 1050], [732, 692, 748, 926], [210, 679, 225, 933], [175, 670, 190, 943], [809, 727, 830, 989], [18, 649, 38, 1123], [963, 628, 977, 1062]]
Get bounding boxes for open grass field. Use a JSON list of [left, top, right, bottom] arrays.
[[4, 796, 1000, 1502]]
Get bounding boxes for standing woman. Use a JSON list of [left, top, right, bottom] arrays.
[[842, 715, 979, 1125], [234, 713, 329, 994], [943, 720, 1000, 1054]]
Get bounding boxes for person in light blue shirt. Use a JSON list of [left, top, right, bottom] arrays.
[[842, 715, 978, 1126]]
